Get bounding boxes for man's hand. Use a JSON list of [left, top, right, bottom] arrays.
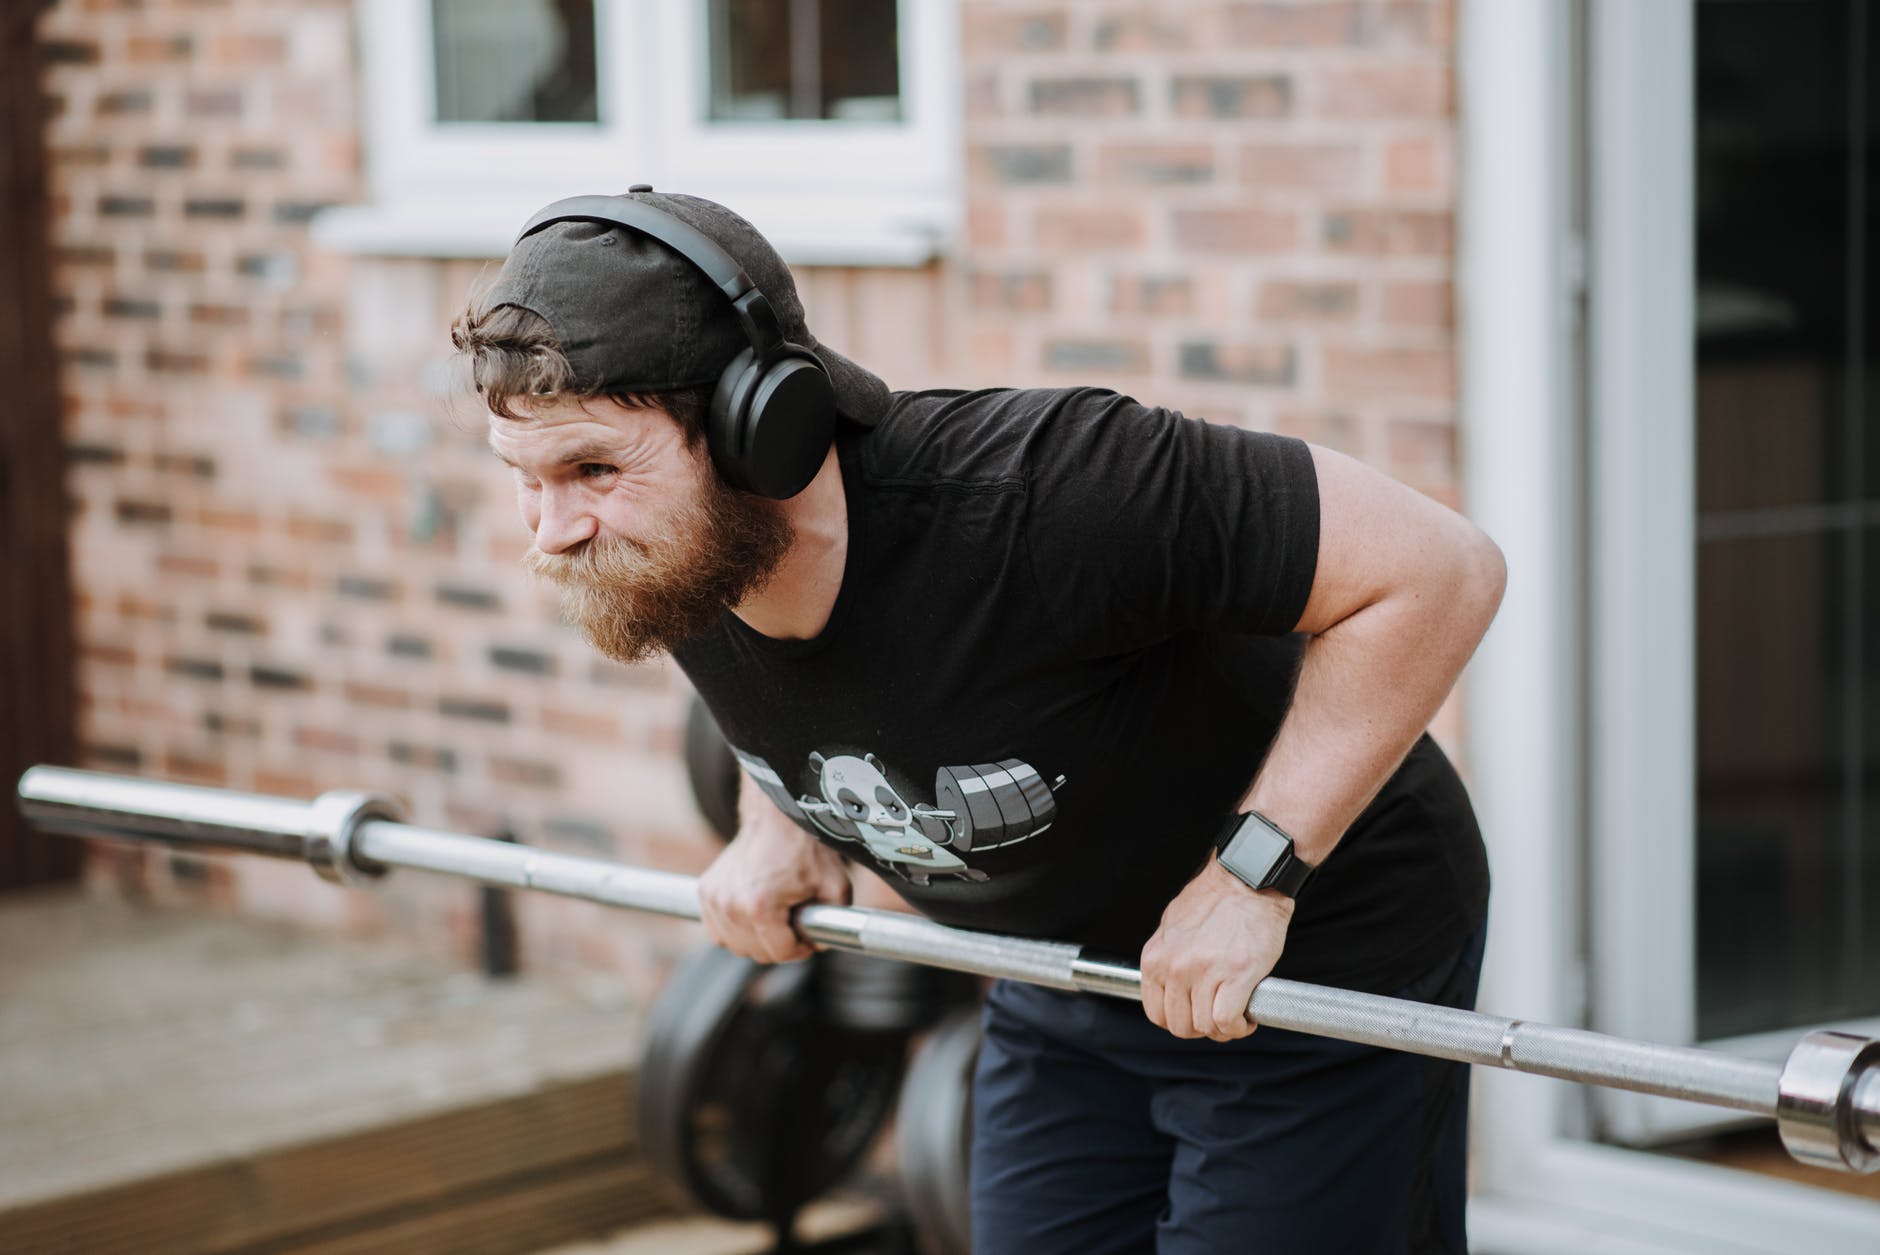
[[1140, 857, 1295, 1042], [699, 804, 851, 965]]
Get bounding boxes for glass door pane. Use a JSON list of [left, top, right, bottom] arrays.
[[1693, 0, 1877, 1040]]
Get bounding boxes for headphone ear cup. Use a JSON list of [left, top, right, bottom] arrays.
[[708, 348, 764, 490], [711, 347, 838, 500]]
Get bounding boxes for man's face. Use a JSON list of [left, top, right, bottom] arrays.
[[488, 395, 794, 663]]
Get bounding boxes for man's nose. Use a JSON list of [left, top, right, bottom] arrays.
[[533, 487, 599, 555]]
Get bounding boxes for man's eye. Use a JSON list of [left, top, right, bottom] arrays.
[[577, 463, 616, 479]]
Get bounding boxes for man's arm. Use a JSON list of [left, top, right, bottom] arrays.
[[1140, 443, 1506, 1041]]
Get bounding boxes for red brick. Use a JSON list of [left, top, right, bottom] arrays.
[[1322, 209, 1452, 256], [1323, 346, 1454, 400], [156, 552, 219, 579], [1098, 142, 1216, 186], [198, 507, 263, 535], [1240, 142, 1362, 192], [1036, 207, 1148, 250], [965, 69, 1001, 118], [1178, 341, 1296, 386], [328, 465, 407, 499], [1172, 208, 1297, 253], [1382, 280, 1453, 328], [1029, 77, 1140, 118], [1387, 415, 1458, 479], [966, 201, 1007, 248], [1318, 64, 1452, 119], [965, 328, 1016, 376], [163, 754, 228, 786], [287, 513, 353, 543], [542, 706, 622, 741], [973, 143, 1073, 185], [253, 770, 324, 799], [1091, 12, 1192, 51], [294, 725, 362, 755], [128, 34, 191, 62], [211, 33, 288, 66], [1258, 281, 1360, 321], [1171, 74, 1292, 120], [1226, 3, 1363, 47], [963, 8, 1069, 54], [1043, 339, 1150, 375], [1383, 134, 1449, 194], [1110, 274, 1194, 317], [345, 682, 412, 710], [81, 641, 136, 667], [970, 270, 1053, 313], [1278, 409, 1367, 457]]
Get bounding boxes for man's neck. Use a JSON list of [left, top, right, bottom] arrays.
[[729, 444, 847, 641]]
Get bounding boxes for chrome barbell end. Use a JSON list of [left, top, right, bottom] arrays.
[[304, 790, 403, 887], [1776, 1030, 1880, 1174]]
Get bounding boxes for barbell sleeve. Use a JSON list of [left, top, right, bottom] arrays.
[[15, 765, 1880, 1174]]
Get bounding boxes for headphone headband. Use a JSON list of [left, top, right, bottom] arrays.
[[514, 193, 785, 356]]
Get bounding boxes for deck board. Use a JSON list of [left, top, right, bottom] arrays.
[[0, 889, 677, 1253]]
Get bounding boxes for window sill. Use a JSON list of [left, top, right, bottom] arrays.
[[311, 194, 950, 268]]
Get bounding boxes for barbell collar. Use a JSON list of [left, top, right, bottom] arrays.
[[304, 790, 402, 887], [1777, 1030, 1880, 1173]]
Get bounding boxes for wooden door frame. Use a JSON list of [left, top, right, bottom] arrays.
[[1, 6, 80, 893]]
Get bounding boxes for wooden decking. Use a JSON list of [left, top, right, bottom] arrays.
[[0, 889, 680, 1253]]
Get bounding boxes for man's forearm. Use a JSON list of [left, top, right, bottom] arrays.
[[1238, 536, 1505, 865]]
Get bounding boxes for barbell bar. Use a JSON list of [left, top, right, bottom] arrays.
[[16, 764, 1880, 1175]]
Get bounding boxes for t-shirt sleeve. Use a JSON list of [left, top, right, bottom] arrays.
[[1023, 389, 1320, 660]]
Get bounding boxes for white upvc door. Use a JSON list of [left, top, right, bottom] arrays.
[[1586, 0, 1880, 1146], [1462, 2, 1880, 1250]]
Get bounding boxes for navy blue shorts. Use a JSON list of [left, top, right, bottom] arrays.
[[969, 921, 1487, 1255]]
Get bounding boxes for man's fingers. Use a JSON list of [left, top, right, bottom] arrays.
[[1140, 980, 1162, 1030], [1163, 979, 1197, 1039], [1210, 981, 1258, 1041], [1191, 983, 1218, 1040]]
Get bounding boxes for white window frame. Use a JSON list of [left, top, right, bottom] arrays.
[[315, 0, 959, 265], [1461, 1, 1880, 1250]]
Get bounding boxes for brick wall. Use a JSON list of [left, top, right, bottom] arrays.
[[38, 0, 1460, 991], [956, 0, 1458, 498]]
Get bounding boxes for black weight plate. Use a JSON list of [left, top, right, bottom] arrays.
[[639, 945, 909, 1223], [895, 1009, 981, 1255], [683, 693, 742, 842]]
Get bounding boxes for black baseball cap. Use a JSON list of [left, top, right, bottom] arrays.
[[480, 187, 890, 424]]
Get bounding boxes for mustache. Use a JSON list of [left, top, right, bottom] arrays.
[[522, 534, 647, 585]]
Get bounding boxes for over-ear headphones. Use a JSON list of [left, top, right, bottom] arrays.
[[514, 190, 838, 500]]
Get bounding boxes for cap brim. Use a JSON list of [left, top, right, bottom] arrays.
[[810, 339, 891, 426]]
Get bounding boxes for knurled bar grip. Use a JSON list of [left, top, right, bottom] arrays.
[[15, 765, 1880, 1174]]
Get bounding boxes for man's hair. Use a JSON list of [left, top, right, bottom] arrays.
[[449, 300, 711, 442]]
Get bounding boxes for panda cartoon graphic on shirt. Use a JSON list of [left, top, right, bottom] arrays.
[[731, 748, 1065, 886]]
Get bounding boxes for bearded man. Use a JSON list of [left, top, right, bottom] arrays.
[[453, 188, 1504, 1255]]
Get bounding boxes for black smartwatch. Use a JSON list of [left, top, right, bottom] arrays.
[[1213, 810, 1316, 899]]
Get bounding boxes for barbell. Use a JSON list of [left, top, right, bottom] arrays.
[[15, 765, 1880, 1176]]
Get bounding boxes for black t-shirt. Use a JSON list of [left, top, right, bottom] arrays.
[[674, 386, 1490, 994]]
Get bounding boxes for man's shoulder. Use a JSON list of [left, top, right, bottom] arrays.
[[859, 385, 1134, 488]]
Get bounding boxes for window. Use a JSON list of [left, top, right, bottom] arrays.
[[317, 0, 959, 265], [431, 0, 600, 124], [708, 0, 902, 121]]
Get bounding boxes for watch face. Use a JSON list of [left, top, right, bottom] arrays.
[[1225, 818, 1291, 884]]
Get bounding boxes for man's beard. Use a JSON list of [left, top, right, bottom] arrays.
[[524, 467, 796, 664]]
